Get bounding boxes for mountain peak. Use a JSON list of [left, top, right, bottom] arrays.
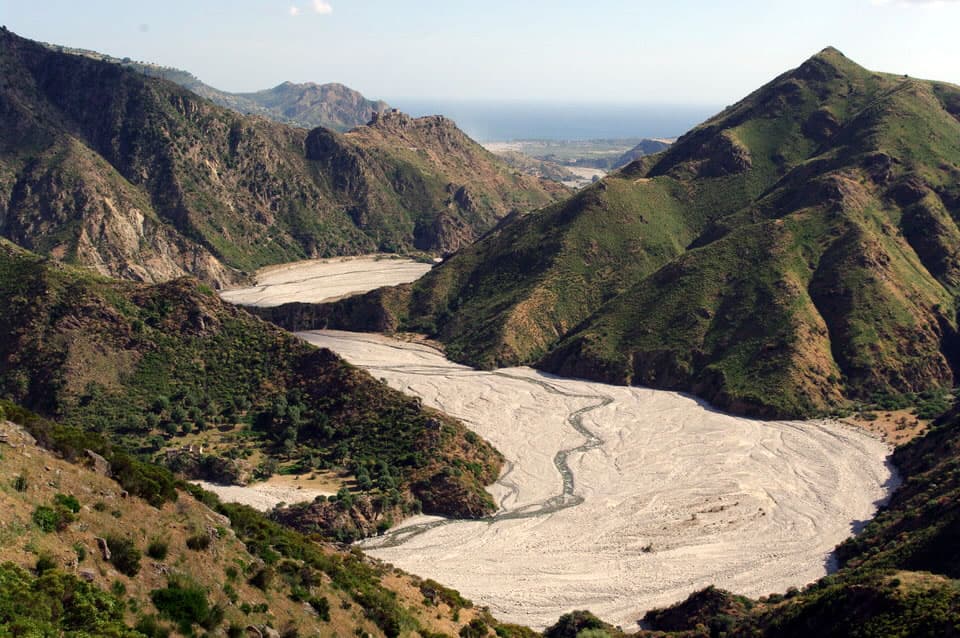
[[790, 45, 864, 83]]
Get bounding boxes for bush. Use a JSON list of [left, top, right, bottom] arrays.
[[186, 533, 210, 551], [0, 563, 130, 635], [151, 581, 213, 632], [12, 475, 27, 492], [309, 595, 331, 621], [147, 539, 169, 560], [105, 535, 142, 576], [53, 493, 81, 513], [32, 505, 73, 532], [35, 552, 56, 574], [248, 566, 274, 591], [461, 618, 490, 638], [135, 614, 171, 638]]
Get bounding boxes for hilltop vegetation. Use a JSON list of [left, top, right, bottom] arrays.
[[310, 47, 960, 417], [0, 239, 501, 531], [0, 28, 563, 287]]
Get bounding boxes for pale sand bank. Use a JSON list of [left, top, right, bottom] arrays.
[[219, 255, 432, 307], [192, 479, 335, 512], [300, 330, 895, 629]]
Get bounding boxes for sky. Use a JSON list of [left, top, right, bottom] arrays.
[[3, 0, 960, 106]]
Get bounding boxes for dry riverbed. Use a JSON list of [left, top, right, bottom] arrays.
[[219, 255, 432, 307], [300, 330, 895, 630], [192, 472, 342, 511]]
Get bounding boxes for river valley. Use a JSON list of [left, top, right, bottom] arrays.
[[223, 257, 896, 629], [301, 330, 894, 629]]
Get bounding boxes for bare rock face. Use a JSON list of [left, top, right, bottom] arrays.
[[95, 537, 111, 561], [271, 494, 401, 540], [85, 449, 111, 476], [0, 421, 37, 448], [160, 448, 252, 485]]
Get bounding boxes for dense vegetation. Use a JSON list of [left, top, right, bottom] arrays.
[[0, 562, 136, 637], [312, 47, 960, 418], [0, 239, 501, 524], [0, 28, 562, 286]]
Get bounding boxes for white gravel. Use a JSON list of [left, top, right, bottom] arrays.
[[191, 480, 334, 512], [219, 255, 432, 307], [300, 330, 896, 630]]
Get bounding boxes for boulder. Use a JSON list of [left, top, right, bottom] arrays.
[[85, 449, 111, 476]]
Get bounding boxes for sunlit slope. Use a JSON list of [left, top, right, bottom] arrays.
[[317, 47, 960, 416]]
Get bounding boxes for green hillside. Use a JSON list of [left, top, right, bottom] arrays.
[[0, 29, 563, 287], [0, 239, 501, 529], [0, 401, 520, 638], [310, 47, 960, 417]]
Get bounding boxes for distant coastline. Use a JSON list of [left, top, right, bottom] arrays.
[[389, 100, 717, 141]]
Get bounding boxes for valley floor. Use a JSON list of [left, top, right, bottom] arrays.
[[300, 330, 895, 630], [219, 254, 432, 307]]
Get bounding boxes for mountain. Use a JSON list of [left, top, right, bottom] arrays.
[[233, 81, 391, 132], [0, 29, 564, 287], [612, 138, 672, 168], [0, 238, 501, 530], [300, 47, 960, 418], [42, 41, 391, 131]]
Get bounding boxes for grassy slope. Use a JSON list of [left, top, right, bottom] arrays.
[[0, 402, 522, 638], [0, 29, 562, 285], [314, 48, 960, 417], [0, 239, 501, 525]]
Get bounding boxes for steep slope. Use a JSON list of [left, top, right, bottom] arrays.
[[234, 81, 390, 131], [0, 403, 523, 638], [43, 41, 392, 133], [310, 47, 960, 417], [0, 29, 562, 286], [612, 138, 672, 168], [0, 239, 501, 525]]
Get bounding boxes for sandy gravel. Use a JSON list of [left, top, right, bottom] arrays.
[[219, 255, 432, 307], [300, 330, 895, 630], [192, 480, 334, 512]]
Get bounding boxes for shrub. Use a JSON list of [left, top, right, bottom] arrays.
[[150, 581, 212, 632], [186, 533, 211, 551], [309, 596, 331, 621], [135, 614, 171, 638], [35, 552, 56, 574], [32, 505, 73, 532], [53, 493, 81, 513], [105, 535, 142, 576], [32, 506, 58, 532], [248, 566, 274, 591], [147, 539, 169, 560], [12, 475, 27, 492]]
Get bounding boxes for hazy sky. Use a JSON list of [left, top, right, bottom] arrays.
[[3, 0, 960, 105]]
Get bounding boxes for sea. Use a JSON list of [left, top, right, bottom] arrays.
[[389, 100, 718, 142]]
